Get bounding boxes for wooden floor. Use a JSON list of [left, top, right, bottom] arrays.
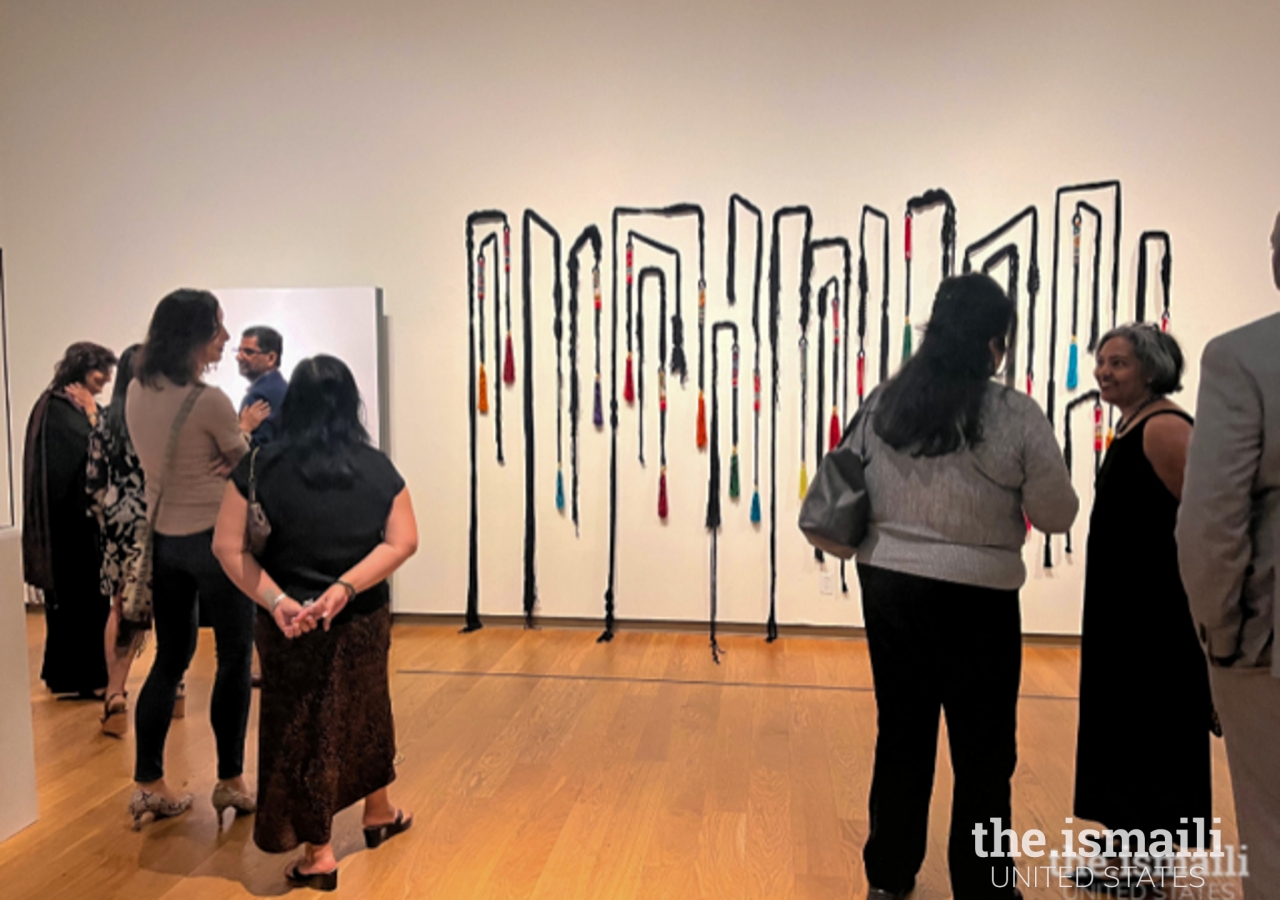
[[2, 610, 1242, 900]]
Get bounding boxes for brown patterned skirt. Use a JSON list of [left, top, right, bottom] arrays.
[[253, 603, 396, 853]]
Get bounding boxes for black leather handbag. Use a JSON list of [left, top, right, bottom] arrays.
[[798, 406, 872, 560]]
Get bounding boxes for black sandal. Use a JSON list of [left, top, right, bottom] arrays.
[[363, 810, 413, 849], [285, 863, 337, 892]]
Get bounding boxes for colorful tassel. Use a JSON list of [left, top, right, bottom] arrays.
[[696, 392, 707, 449], [829, 408, 841, 451], [658, 468, 669, 519], [478, 364, 490, 414], [729, 450, 740, 499], [856, 352, 866, 400], [799, 461, 809, 500], [503, 332, 516, 385], [624, 354, 635, 403], [1026, 373, 1034, 396], [555, 469, 565, 511], [902, 320, 913, 360], [1066, 339, 1079, 390], [592, 378, 603, 428], [750, 489, 761, 523]]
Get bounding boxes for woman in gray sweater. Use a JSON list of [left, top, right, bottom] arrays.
[[855, 274, 1078, 900]]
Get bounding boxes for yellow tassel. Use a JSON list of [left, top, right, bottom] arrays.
[[478, 364, 489, 414], [799, 461, 809, 499]]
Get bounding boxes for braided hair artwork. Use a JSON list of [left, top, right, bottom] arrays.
[[626, 231, 681, 471], [463, 210, 510, 633], [728, 194, 765, 525], [858, 205, 891, 391], [599, 205, 707, 643], [903, 189, 957, 363], [1135, 231, 1172, 328], [640, 267, 671, 519], [978, 245, 1022, 390], [766, 205, 814, 642], [566, 226, 602, 535], [1062, 389, 1103, 555], [517, 210, 563, 628], [1066, 201, 1104, 390], [962, 206, 1041, 397], [705, 320, 740, 663]]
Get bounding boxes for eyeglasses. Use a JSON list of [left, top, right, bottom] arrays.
[[238, 347, 266, 356]]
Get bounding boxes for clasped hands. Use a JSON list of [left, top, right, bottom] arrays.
[[270, 583, 352, 638]]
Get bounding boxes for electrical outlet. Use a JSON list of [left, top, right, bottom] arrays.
[[820, 572, 834, 595]]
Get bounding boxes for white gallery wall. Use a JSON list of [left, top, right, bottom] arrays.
[[1, 0, 1279, 634]]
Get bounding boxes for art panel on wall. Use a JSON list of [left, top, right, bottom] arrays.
[[460, 182, 1176, 657]]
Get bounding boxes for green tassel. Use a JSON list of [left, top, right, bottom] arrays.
[[555, 469, 565, 511], [902, 321, 913, 361], [728, 451, 740, 500], [750, 489, 761, 523]]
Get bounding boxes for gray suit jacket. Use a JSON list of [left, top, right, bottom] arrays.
[[1177, 312, 1280, 674]]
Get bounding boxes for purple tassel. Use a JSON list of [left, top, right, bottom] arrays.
[[593, 379, 603, 428]]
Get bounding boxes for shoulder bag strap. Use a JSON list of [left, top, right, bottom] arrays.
[[248, 445, 260, 502], [147, 385, 206, 528]]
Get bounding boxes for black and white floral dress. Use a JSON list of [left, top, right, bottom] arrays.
[[85, 415, 147, 599]]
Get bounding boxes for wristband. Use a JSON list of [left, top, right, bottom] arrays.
[[335, 579, 357, 600], [270, 592, 288, 613]]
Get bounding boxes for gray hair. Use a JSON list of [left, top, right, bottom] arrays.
[[1097, 323, 1184, 396]]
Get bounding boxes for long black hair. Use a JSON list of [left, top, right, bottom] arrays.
[[51, 342, 117, 390], [136, 289, 221, 388], [874, 273, 1015, 457], [103, 343, 141, 445], [279, 354, 370, 487]]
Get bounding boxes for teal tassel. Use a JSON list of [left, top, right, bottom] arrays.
[[555, 469, 565, 511], [902, 321, 913, 361], [750, 489, 761, 523], [1067, 341, 1079, 390], [729, 452, 740, 500]]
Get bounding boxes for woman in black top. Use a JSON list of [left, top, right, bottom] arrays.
[[1074, 324, 1213, 861], [22, 341, 117, 697], [214, 355, 418, 892]]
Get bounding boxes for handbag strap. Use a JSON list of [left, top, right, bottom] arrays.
[[247, 445, 260, 503], [147, 385, 206, 527]]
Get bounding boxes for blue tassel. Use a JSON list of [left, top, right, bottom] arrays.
[[592, 380, 603, 428], [749, 489, 761, 524], [1067, 341, 1079, 390], [555, 470, 565, 511]]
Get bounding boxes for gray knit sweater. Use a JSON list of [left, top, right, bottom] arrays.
[[855, 383, 1079, 590]]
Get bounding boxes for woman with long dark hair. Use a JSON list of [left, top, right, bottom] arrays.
[[86, 343, 148, 735], [125, 288, 256, 827], [23, 341, 118, 697], [852, 274, 1078, 900], [214, 355, 417, 891]]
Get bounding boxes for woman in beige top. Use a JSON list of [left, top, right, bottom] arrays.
[[124, 288, 266, 828]]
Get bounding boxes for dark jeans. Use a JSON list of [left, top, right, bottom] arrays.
[[134, 529, 255, 784], [858, 564, 1022, 900]]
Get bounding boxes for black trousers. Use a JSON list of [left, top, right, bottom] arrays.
[[134, 529, 255, 784], [858, 563, 1022, 900]]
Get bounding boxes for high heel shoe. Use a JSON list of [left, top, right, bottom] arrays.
[[363, 810, 413, 849], [285, 863, 338, 892], [172, 683, 186, 720], [211, 783, 257, 824], [129, 789, 193, 830], [100, 692, 128, 738]]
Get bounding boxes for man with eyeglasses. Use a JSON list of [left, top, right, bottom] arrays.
[[237, 325, 287, 445]]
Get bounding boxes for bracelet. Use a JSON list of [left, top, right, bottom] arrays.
[[335, 579, 357, 600], [269, 592, 288, 613]]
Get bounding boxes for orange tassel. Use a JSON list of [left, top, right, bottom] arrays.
[[478, 364, 489, 414], [658, 469, 669, 519], [696, 392, 707, 449], [624, 354, 635, 403], [503, 333, 516, 384]]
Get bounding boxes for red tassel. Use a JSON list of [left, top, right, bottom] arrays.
[[904, 212, 913, 260], [829, 409, 840, 451], [624, 354, 635, 403], [502, 333, 515, 384], [1026, 373, 1033, 396], [857, 353, 866, 399], [658, 469, 669, 519], [478, 364, 489, 414], [696, 392, 707, 449]]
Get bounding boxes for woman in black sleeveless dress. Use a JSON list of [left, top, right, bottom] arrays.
[[1075, 324, 1214, 852]]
